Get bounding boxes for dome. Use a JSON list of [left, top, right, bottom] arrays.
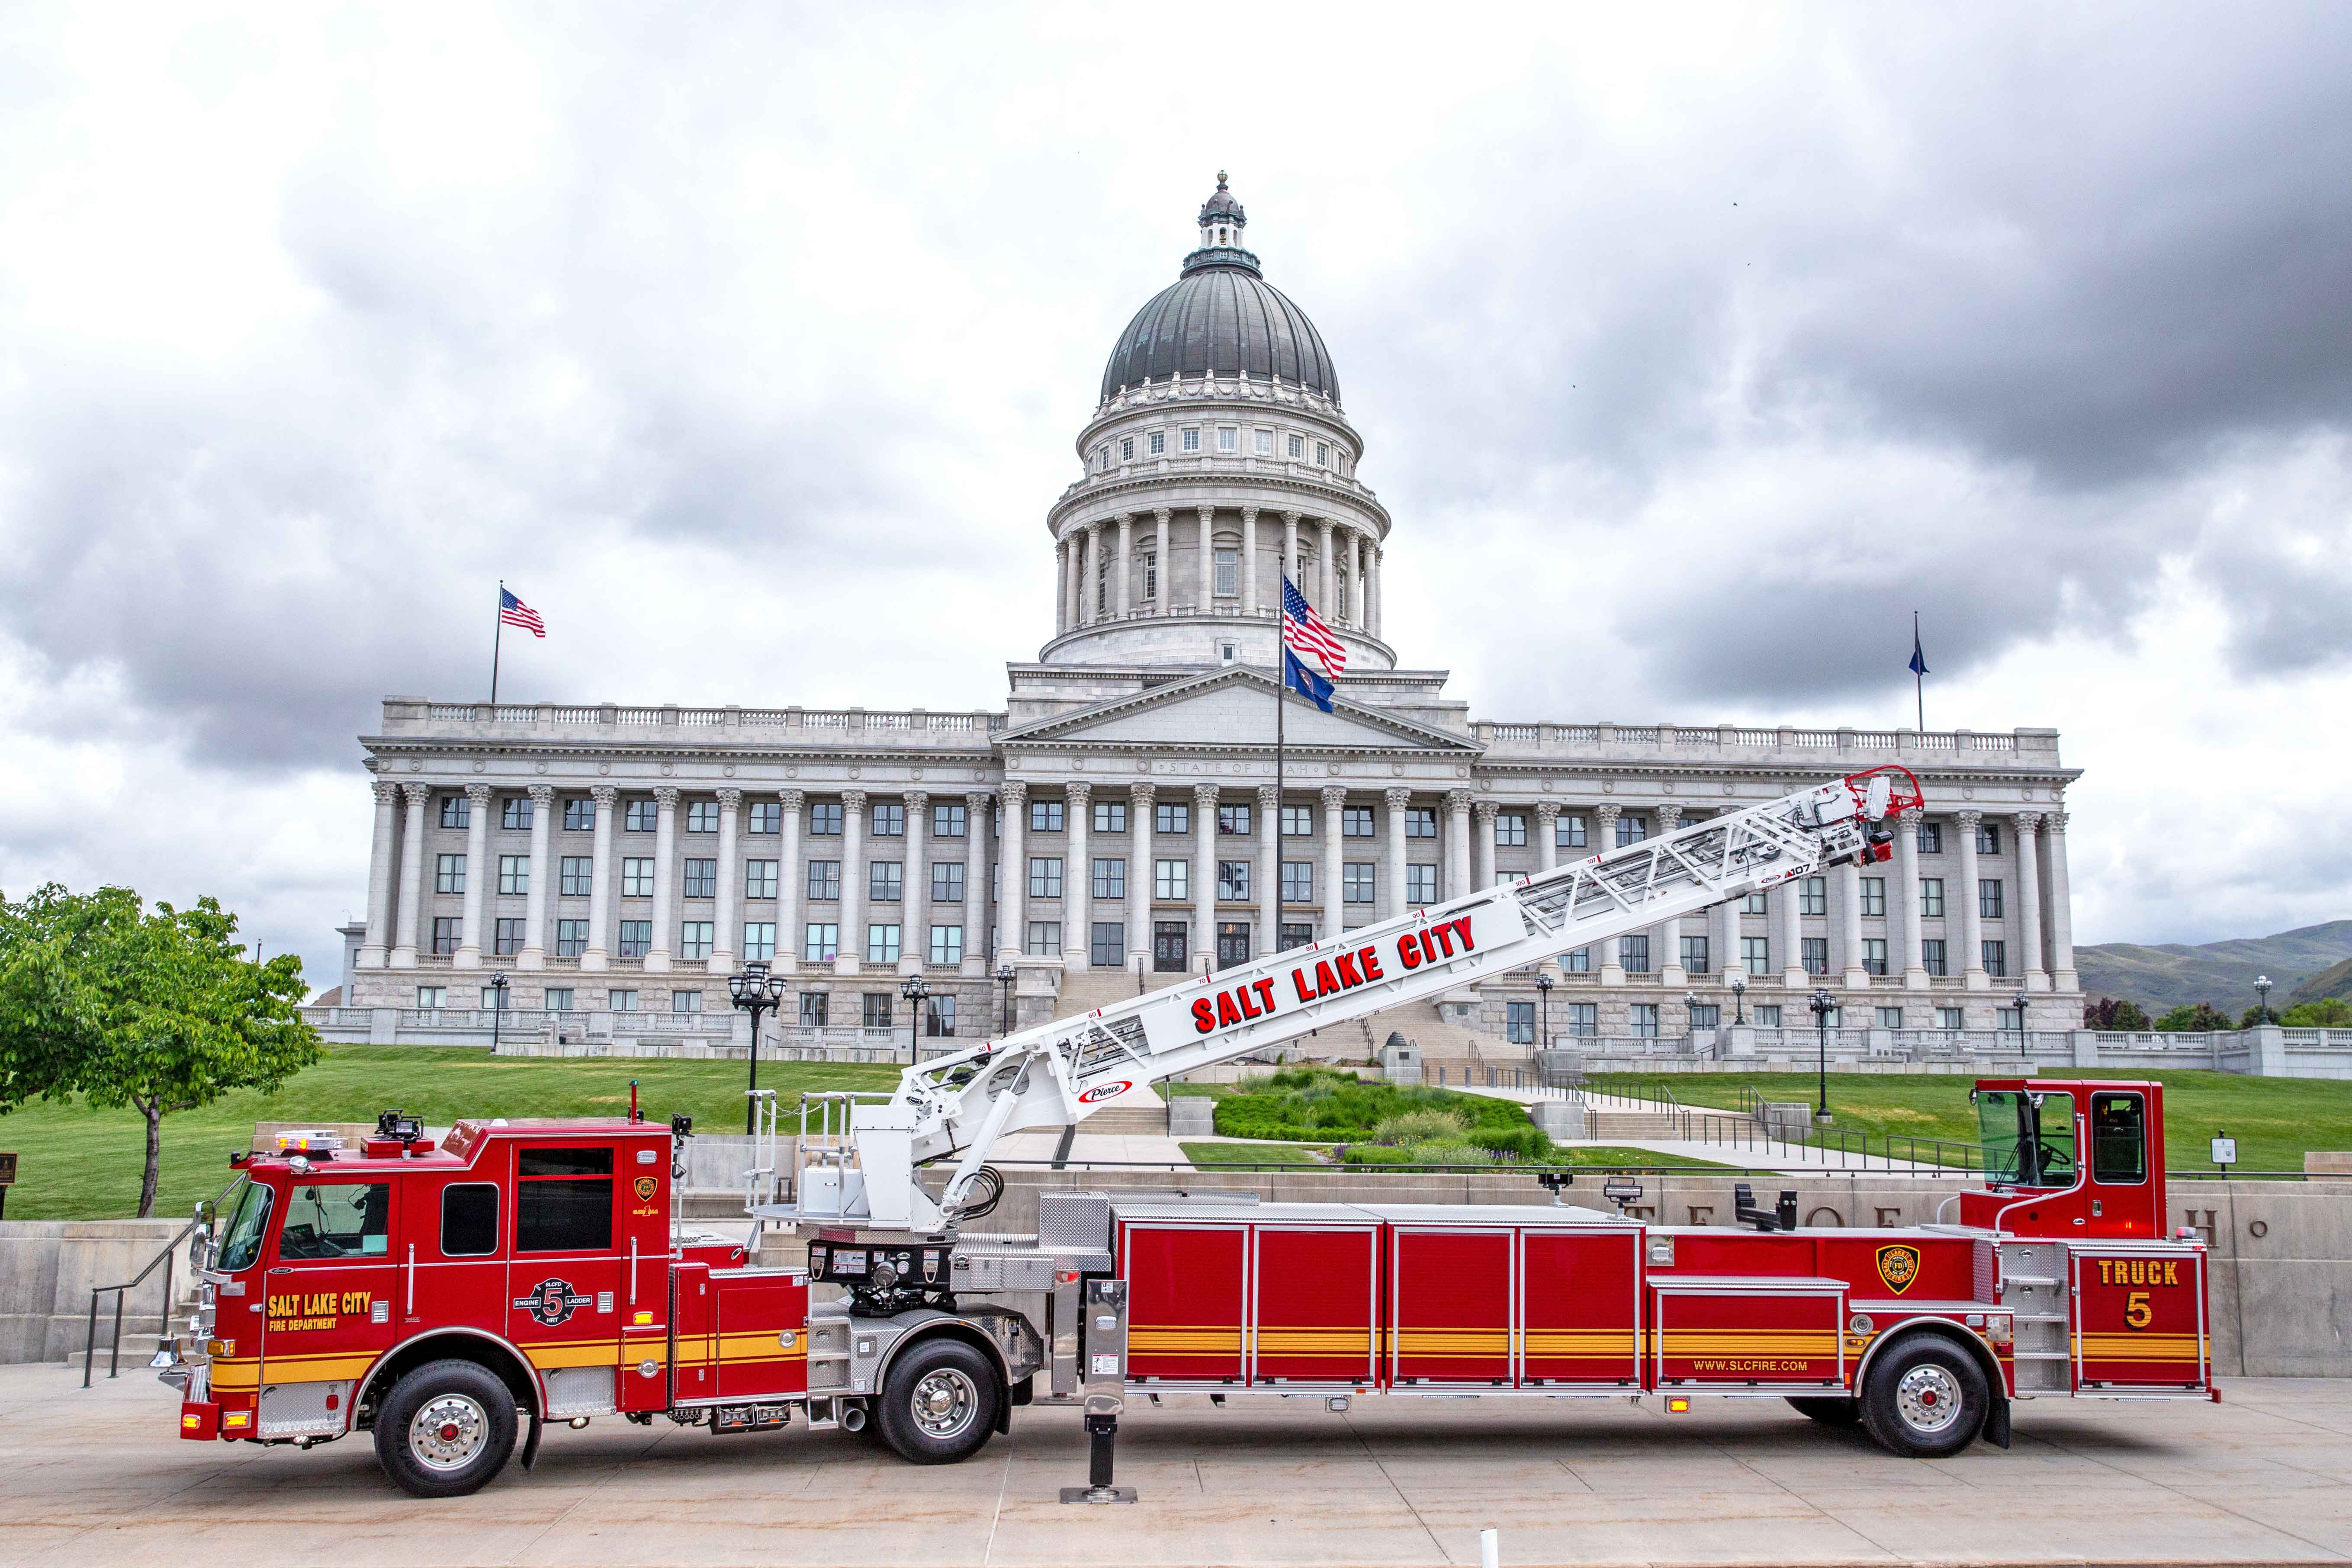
[[1098, 176, 1341, 404]]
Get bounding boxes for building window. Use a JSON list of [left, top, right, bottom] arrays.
[[1555, 814, 1586, 850], [498, 855, 529, 895], [621, 858, 655, 899], [1143, 552, 1158, 600], [1028, 800, 1063, 834], [1288, 432, 1305, 459], [866, 803, 903, 839], [1742, 892, 1768, 915], [1506, 1001, 1536, 1044], [555, 919, 588, 958], [609, 989, 638, 1012], [1754, 1005, 1783, 1027], [1027, 858, 1062, 899], [809, 803, 842, 836], [1917, 821, 1943, 853], [501, 796, 532, 831], [749, 800, 781, 835], [1281, 805, 1314, 836], [1863, 938, 1889, 976], [1982, 940, 2008, 977], [1920, 877, 1944, 917], [417, 986, 447, 1010], [931, 862, 965, 903], [1620, 935, 1650, 974], [929, 925, 963, 965], [1565, 948, 1590, 974], [1211, 548, 1237, 598], [1742, 935, 1771, 974], [1343, 862, 1375, 903], [679, 922, 713, 961], [493, 918, 525, 957], [1154, 859, 1188, 900], [660, 990, 695, 1014], [1800, 876, 1827, 916], [1406, 864, 1437, 904], [1565, 1001, 1597, 1036], [618, 921, 651, 959], [867, 924, 901, 964], [1976, 823, 2002, 855], [1025, 921, 1060, 956], [745, 860, 778, 900], [1404, 808, 1438, 839], [1877, 1006, 1905, 1029], [871, 862, 903, 903], [1149, 430, 1166, 456], [1923, 938, 1947, 977], [1314, 440, 1330, 466], [1979, 879, 2004, 919], [1680, 935, 1710, 974], [683, 858, 716, 899], [1340, 806, 1374, 838], [804, 923, 840, 962], [1218, 427, 1237, 453], [851, 992, 887, 1031], [440, 794, 470, 829], [559, 856, 592, 897], [806, 861, 841, 901], [1631, 1003, 1660, 1038], [932, 802, 967, 838], [1181, 427, 1200, 453], [435, 854, 466, 895], [1616, 814, 1648, 847], [1155, 803, 1189, 835], [800, 992, 828, 1027], [1091, 922, 1125, 968], [1250, 428, 1271, 456], [1218, 861, 1251, 901], [1860, 877, 1887, 918], [1280, 861, 1314, 902], [684, 801, 717, 834], [742, 922, 776, 961], [626, 799, 656, 833], [1214, 802, 1249, 836], [1120, 436, 1134, 462], [1802, 937, 1829, 975], [1486, 812, 1522, 848], [1937, 1006, 1965, 1030], [544, 988, 574, 1013], [1688, 1004, 1721, 1030], [563, 797, 595, 832], [1093, 800, 1127, 835]]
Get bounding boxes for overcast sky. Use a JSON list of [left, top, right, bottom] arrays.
[[3, 3, 2351, 990]]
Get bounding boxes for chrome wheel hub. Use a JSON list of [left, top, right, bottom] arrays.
[[410, 1393, 489, 1469], [1894, 1364, 1963, 1434], [910, 1368, 978, 1439]]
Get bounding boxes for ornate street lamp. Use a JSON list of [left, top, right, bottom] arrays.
[[1809, 988, 1835, 1124], [487, 971, 508, 1055], [996, 962, 1017, 1035], [900, 974, 930, 1064], [1534, 971, 1553, 1055], [726, 960, 787, 1134], [2012, 987, 2029, 1047], [2256, 974, 2274, 1026], [1730, 974, 1748, 1025]]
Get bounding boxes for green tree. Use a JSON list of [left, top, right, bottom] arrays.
[[2152, 1002, 2233, 1033], [2282, 998, 2352, 1028], [2083, 996, 2151, 1030], [0, 884, 320, 1216]]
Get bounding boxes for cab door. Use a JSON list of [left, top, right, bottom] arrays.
[[504, 1143, 624, 1418], [257, 1175, 399, 1437]]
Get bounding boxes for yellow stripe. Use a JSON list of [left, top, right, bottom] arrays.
[[526, 1343, 623, 1370]]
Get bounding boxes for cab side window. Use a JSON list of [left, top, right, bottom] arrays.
[[517, 1147, 614, 1252], [278, 1182, 390, 1261], [441, 1182, 500, 1257], [2092, 1092, 2146, 1182]]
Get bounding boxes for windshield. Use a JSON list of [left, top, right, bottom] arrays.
[[1976, 1090, 2077, 1186], [216, 1179, 274, 1272]]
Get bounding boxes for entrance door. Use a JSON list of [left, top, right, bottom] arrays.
[[1154, 921, 1189, 972], [1279, 922, 1314, 951], [1217, 922, 1251, 967]]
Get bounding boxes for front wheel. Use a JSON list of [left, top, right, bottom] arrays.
[[373, 1359, 521, 1497], [875, 1338, 1000, 1465], [1857, 1337, 1988, 1458]]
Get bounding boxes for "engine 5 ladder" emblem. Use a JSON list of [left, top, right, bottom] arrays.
[[514, 1278, 592, 1327]]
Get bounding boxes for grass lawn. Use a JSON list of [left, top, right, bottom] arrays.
[[1588, 1070, 2352, 1173], [1179, 1142, 1330, 1166], [0, 1045, 899, 1222]]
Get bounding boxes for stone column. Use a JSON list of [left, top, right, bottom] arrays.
[[2014, 810, 2048, 991], [2046, 809, 2078, 992], [1778, 877, 1805, 989], [1318, 517, 1337, 614], [1369, 545, 1383, 638], [1653, 804, 1684, 985], [1128, 783, 1154, 972], [1196, 507, 1215, 606], [646, 786, 678, 974], [1114, 516, 1133, 618], [360, 780, 398, 967], [1282, 511, 1300, 593], [710, 788, 741, 974], [582, 785, 617, 972], [391, 781, 429, 968], [1385, 787, 1413, 917], [1321, 786, 1349, 939], [770, 790, 804, 974], [1594, 804, 1624, 982], [1444, 790, 1473, 900], [1343, 529, 1361, 626], [1065, 782, 1092, 972], [1193, 784, 1219, 964], [1837, 859, 1867, 989], [837, 790, 867, 975], [1954, 810, 1987, 991], [997, 782, 1026, 961], [455, 783, 491, 969], [1258, 783, 1282, 955], [903, 791, 929, 974], [1896, 806, 1928, 990], [1241, 507, 1260, 616], [963, 790, 993, 976], [1086, 522, 1106, 625], [1054, 538, 1070, 633], [520, 784, 553, 969], [1154, 510, 1171, 610], [1474, 800, 1498, 889], [1534, 802, 1560, 875]]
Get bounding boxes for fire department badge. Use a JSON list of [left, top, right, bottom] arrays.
[[1875, 1244, 1922, 1295], [514, 1278, 591, 1327], [634, 1176, 658, 1202]]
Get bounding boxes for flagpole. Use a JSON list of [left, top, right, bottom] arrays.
[[1912, 609, 1924, 731], [490, 580, 505, 706]]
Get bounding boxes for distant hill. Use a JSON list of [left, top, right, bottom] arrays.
[[2290, 956, 2352, 1008], [2075, 920, 2352, 1016]]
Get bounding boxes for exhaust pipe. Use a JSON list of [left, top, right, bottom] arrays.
[[840, 1402, 868, 1433]]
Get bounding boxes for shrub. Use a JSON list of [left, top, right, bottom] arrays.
[[1369, 1108, 1470, 1145]]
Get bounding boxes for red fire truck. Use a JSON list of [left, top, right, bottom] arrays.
[[152, 767, 2212, 1496]]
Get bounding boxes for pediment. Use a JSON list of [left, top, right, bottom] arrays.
[[1000, 667, 1478, 755]]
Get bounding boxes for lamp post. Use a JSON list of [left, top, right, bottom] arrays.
[[2012, 987, 2028, 1048], [1730, 974, 1747, 1025], [487, 971, 508, 1055], [726, 960, 787, 1134], [1808, 988, 1834, 1124], [2256, 974, 2274, 1027], [900, 974, 929, 1065], [1534, 971, 1553, 1055], [996, 962, 1017, 1035]]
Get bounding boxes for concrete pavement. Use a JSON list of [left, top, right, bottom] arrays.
[[11, 1361, 2352, 1566]]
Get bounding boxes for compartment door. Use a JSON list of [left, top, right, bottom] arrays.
[[2072, 1249, 2209, 1392], [713, 1273, 809, 1399], [668, 1262, 714, 1405], [1251, 1225, 1377, 1386], [1653, 1284, 1844, 1390], [1390, 1228, 1513, 1385], [1122, 1224, 1246, 1383], [1520, 1228, 1640, 1387]]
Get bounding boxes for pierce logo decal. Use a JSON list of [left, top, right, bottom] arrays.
[[514, 1278, 592, 1327], [1876, 1244, 1922, 1295], [1078, 1081, 1131, 1104]]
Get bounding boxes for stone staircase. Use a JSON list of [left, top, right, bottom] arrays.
[[1585, 1109, 1692, 1140]]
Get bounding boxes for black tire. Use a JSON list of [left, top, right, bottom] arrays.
[[1857, 1336, 1989, 1458], [875, 1338, 999, 1465], [1786, 1396, 1863, 1427], [373, 1359, 521, 1497]]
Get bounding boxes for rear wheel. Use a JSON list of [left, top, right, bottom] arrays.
[[373, 1359, 520, 1497], [876, 1338, 999, 1465], [1786, 1396, 1862, 1427], [1857, 1337, 1988, 1458]]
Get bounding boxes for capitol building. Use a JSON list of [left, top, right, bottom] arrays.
[[331, 177, 2083, 1064]]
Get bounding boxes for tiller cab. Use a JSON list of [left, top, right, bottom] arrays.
[[152, 767, 2211, 1495]]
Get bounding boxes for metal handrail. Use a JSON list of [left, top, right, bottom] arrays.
[[83, 1174, 244, 1388]]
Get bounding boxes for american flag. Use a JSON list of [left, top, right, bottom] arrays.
[[498, 587, 546, 638], [1281, 576, 1346, 678]]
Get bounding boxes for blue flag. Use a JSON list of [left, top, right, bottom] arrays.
[[1908, 628, 1929, 678], [1283, 648, 1335, 713]]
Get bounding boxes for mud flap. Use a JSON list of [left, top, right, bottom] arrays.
[[1982, 1396, 2011, 1450], [519, 1407, 543, 1472]]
